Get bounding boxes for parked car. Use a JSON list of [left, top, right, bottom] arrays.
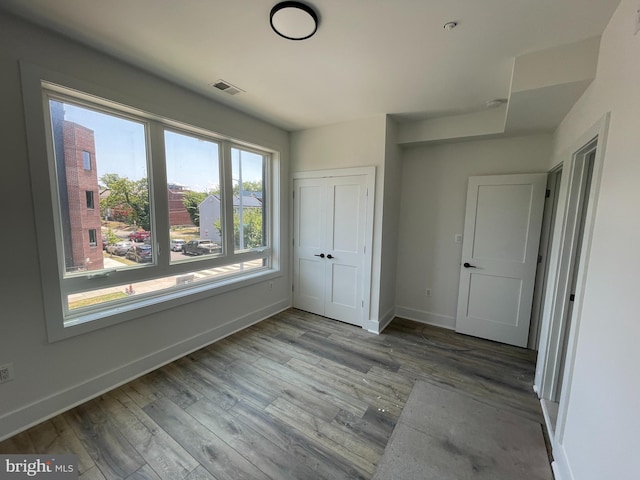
[[125, 244, 153, 263], [128, 230, 151, 242], [170, 239, 186, 252], [182, 239, 220, 256], [107, 241, 133, 256]]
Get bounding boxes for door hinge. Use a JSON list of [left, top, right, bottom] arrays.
[[545, 189, 551, 198], [569, 293, 575, 301], [538, 255, 543, 264], [292, 284, 294, 292], [362, 300, 364, 308]]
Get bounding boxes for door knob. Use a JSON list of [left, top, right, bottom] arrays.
[[463, 262, 477, 268], [314, 253, 325, 258], [326, 254, 334, 259]]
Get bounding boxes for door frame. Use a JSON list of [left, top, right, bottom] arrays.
[[534, 114, 609, 459], [292, 166, 376, 326], [528, 166, 563, 350]]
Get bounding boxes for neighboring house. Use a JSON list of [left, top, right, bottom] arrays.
[[100, 184, 193, 227], [198, 194, 262, 242], [50, 101, 104, 272], [197, 194, 222, 242]]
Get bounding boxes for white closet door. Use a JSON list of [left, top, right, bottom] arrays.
[[293, 178, 326, 316], [323, 175, 368, 325], [293, 174, 369, 327]]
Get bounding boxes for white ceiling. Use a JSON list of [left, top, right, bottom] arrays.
[[0, 0, 621, 132]]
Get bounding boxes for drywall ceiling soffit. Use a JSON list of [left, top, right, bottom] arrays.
[[0, 0, 620, 133], [397, 36, 602, 146]]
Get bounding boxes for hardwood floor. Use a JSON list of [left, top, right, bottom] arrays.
[[0, 309, 544, 479]]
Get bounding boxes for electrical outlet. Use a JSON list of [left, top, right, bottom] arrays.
[[0, 363, 14, 384], [454, 234, 463, 244], [425, 288, 432, 297]]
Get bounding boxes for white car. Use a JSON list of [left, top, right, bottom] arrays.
[[107, 241, 133, 256], [170, 239, 186, 252]]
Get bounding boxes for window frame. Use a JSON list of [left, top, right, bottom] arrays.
[[86, 190, 95, 209], [21, 62, 280, 342], [88, 229, 98, 247], [82, 150, 91, 170]]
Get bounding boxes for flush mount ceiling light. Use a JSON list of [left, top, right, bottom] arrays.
[[270, 1, 319, 40]]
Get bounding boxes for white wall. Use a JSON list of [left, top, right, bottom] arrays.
[[395, 134, 552, 328], [541, 0, 640, 478], [0, 13, 290, 440], [290, 115, 388, 327], [377, 117, 403, 328]]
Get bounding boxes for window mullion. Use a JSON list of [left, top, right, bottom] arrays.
[[221, 141, 235, 256], [148, 121, 170, 270]]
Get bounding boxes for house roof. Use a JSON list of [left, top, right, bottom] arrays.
[[234, 195, 262, 208], [199, 194, 262, 208]]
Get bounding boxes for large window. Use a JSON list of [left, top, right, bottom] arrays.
[[28, 80, 277, 339]]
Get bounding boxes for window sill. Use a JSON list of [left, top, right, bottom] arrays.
[[50, 267, 281, 342]]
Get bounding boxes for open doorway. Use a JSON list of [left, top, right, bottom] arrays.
[[529, 167, 563, 350], [542, 143, 596, 431], [534, 114, 609, 451]]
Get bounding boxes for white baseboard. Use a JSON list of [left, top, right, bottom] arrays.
[[395, 306, 456, 330], [541, 395, 573, 480], [363, 306, 396, 334], [551, 443, 574, 480], [0, 299, 290, 442]]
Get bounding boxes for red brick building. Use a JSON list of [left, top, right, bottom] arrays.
[[51, 100, 104, 272], [167, 183, 193, 227], [62, 121, 104, 271]]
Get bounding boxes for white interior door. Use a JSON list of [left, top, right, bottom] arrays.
[[323, 176, 367, 323], [456, 173, 547, 347], [293, 174, 368, 327], [293, 179, 326, 315]]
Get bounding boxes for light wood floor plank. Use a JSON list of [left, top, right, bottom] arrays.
[[126, 464, 162, 480], [143, 397, 270, 480], [251, 355, 370, 417], [187, 396, 319, 480], [265, 397, 378, 476], [225, 358, 342, 423], [79, 466, 107, 480], [97, 390, 198, 480], [229, 398, 370, 480], [64, 400, 145, 479], [184, 465, 220, 480], [28, 417, 95, 475]]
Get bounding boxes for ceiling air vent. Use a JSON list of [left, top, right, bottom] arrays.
[[210, 79, 244, 96]]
